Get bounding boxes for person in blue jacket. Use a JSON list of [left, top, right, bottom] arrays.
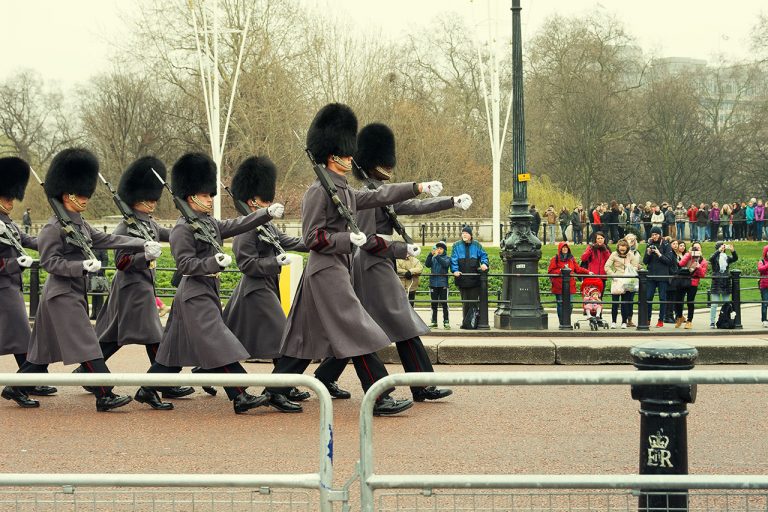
[[425, 239, 451, 328], [450, 225, 489, 328]]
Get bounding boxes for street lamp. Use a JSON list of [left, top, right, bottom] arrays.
[[494, 0, 548, 330]]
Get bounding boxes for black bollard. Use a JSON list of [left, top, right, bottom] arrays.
[[29, 260, 40, 320], [630, 341, 698, 512], [730, 269, 743, 329], [559, 267, 573, 330], [636, 269, 649, 331]]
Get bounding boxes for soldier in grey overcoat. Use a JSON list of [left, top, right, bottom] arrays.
[[316, 123, 473, 401], [267, 103, 444, 415], [221, 156, 310, 405], [142, 152, 282, 414], [1, 148, 160, 412], [86, 157, 193, 408], [0, 157, 55, 398]]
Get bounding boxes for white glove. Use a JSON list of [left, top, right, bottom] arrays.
[[83, 259, 102, 273], [0, 220, 6, 232], [276, 253, 291, 266], [350, 231, 367, 247], [143, 241, 162, 261], [420, 181, 443, 197], [453, 193, 473, 210], [267, 203, 285, 219], [214, 252, 232, 268], [17, 255, 33, 268], [406, 244, 421, 257]]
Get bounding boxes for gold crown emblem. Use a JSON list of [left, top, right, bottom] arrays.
[[648, 433, 669, 449]]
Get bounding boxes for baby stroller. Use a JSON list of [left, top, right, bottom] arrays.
[[573, 277, 608, 331]]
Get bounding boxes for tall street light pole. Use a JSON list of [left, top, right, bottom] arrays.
[[494, 0, 548, 330]]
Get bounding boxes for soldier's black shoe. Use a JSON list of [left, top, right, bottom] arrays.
[[321, 381, 351, 399], [268, 393, 303, 413], [2, 386, 40, 408], [96, 393, 132, 412], [413, 386, 453, 402], [72, 366, 96, 394], [161, 386, 195, 399], [202, 386, 217, 396], [288, 387, 310, 402], [135, 387, 173, 410], [373, 396, 413, 416], [233, 392, 269, 414], [28, 386, 58, 396]]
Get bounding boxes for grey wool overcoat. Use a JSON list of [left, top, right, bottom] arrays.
[[222, 222, 306, 359], [155, 209, 271, 369], [94, 211, 170, 346], [27, 214, 145, 365], [279, 171, 419, 360], [0, 213, 37, 356]]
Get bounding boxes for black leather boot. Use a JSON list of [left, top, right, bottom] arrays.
[[373, 396, 413, 416], [233, 392, 269, 414], [135, 387, 173, 410], [413, 386, 453, 402], [96, 393, 132, 412], [2, 386, 39, 408], [267, 393, 303, 413], [27, 386, 58, 396], [161, 386, 195, 399]]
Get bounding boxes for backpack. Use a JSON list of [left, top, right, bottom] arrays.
[[716, 302, 736, 329]]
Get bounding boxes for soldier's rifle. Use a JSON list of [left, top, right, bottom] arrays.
[[292, 130, 361, 234], [351, 159, 414, 244], [150, 168, 223, 254], [29, 167, 97, 261], [0, 220, 29, 257], [220, 181, 285, 255]]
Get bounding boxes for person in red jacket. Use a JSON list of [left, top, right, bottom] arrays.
[[549, 241, 591, 325], [580, 232, 611, 297]]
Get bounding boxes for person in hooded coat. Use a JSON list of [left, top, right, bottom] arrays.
[[140, 152, 282, 414], [267, 103, 442, 416], [0, 157, 54, 398], [2, 148, 159, 411], [84, 156, 193, 403], [311, 123, 468, 402], [221, 156, 309, 405]]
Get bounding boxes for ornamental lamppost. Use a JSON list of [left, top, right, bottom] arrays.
[[494, 0, 548, 330]]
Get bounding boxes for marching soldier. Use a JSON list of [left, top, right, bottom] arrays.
[[315, 123, 472, 401], [84, 157, 193, 405], [141, 153, 283, 414], [2, 148, 160, 411], [0, 157, 55, 398], [221, 156, 310, 410], [267, 103, 443, 415]]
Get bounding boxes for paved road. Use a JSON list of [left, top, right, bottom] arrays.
[[1, 347, 767, 509]]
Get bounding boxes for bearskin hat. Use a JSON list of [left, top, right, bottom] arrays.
[[0, 156, 31, 200], [353, 123, 396, 180], [306, 103, 357, 164], [118, 156, 166, 205], [171, 153, 217, 198], [44, 148, 99, 199], [231, 156, 277, 203]]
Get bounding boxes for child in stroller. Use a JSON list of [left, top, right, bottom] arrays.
[[574, 277, 608, 330]]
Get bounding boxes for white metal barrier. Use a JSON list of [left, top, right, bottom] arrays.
[[358, 370, 768, 512], [0, 373, 334, 512]]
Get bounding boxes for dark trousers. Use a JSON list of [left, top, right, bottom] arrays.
[[407, 290, 416, 308], [100, 342, 158, 364], [147, 361, 246, 400], [459, 286, 480, 326], [268, 353, 389, 397], [674, 286, 698, 321], [710, 222, 719, 242], [646, 280, 668, 322], [610, 292, 635, 323], [572, 227, 583, 244], [13, 353, 26, 368], [430, 287, 449, 323], [18, 358, 112, 398]]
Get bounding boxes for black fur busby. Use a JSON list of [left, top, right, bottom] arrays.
[[171, 153, 217, 198], [118, 156, 166, 205], [306, 103, 358, 164], [0, 157, 31, 200], [44, 148, 99, 199], [231, 156, 277, 203], [353, 123, 396, 180]]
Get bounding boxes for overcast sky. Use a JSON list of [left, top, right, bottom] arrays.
[[0, 0, 764, 87]]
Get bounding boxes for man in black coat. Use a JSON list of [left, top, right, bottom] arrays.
[[643, 226, 675, 327]]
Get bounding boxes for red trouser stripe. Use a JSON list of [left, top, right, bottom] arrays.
[[406, 339, 422, 372], [221, 365, 244, 394], [84, 360, 107, 395], [359, 355, 375, 387]]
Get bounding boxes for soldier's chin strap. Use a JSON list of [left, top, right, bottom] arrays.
[[331, 155, 353, 173], [67, 194, 87, 212], [139, 201, 156, 213], [0, 202, 10, 215], [190, 195, 213, 213]]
